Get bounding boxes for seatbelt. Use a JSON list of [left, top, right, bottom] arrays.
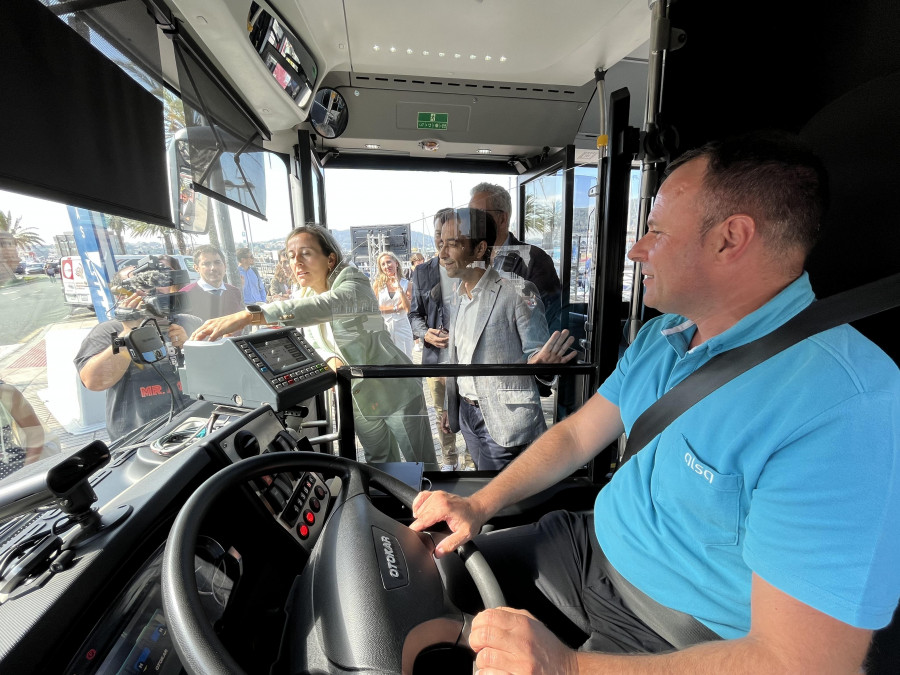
[[619, 272, 900, 466], [603, 272, 900, 648], [596, 545, 722, 648]]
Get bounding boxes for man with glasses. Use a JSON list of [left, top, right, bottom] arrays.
[[469, 183, 562, 331], [235, 246, 267, 304]]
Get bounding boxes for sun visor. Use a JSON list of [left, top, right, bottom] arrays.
[[172, 39, 269, 220], [0, 0, 172, 227]]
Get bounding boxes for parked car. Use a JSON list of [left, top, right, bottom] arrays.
[[24, 262, 45, 274], [15, 262, 25, 274]]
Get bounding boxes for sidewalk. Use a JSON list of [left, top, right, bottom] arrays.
[[0, 308, 110, 457]]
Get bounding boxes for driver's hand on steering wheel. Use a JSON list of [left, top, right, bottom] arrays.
[[409, 490, 487, 557], [470, 607, 577, 675]]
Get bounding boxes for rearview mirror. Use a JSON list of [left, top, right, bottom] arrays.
[[169, 137, 211, 234]]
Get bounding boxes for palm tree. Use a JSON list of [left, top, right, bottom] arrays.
[[523, 194, 562, 248], [0, 210, 45, 252], [127, 220, 176, 255], [105, 215, 131, 253]]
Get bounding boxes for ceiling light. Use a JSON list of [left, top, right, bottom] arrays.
[[485, 55, 492, 61], [469, 54, 477, 60], [406, 48, 413, 55], [390, 46, 397, 53], [373, 45, 380, 51], [454, 53, 461, 59], [500, 56, 507, 62], [365, 144, 381, 149], [422, 50, 429, 56], [476, 148, 492, 154], [438, 52, 445, 57]]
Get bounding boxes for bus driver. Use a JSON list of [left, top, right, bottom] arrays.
[[410, 132, 900, 674]]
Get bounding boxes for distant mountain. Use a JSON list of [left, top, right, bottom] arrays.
[[252, 228, 435, 259]]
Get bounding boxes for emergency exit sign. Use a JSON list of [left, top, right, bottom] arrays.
[[417, 112, 448, 130]]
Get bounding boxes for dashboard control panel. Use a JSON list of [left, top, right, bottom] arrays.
[[253, 470, 332, 552], [180, 327, 335, 411]]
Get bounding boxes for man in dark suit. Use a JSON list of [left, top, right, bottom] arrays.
[[179, 245, 243, 320], [409, 208, 468, 470], [469, 183, 562, 331]]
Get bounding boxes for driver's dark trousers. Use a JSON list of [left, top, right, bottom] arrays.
[[469, 510, 677, 654]]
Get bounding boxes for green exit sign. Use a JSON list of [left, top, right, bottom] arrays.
[[417, 112, 448, 130]]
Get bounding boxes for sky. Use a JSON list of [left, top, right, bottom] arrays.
[[0, 189, 72, 242], [323, 169, 517, 232]]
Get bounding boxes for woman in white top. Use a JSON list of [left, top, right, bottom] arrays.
[[372, 251, 414, 358]]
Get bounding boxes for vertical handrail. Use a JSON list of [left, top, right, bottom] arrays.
[[628, 0, 672, 343]]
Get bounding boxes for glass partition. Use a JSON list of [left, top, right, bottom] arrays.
[[523, 169, 565, 283], [0, 162, 591, 481]]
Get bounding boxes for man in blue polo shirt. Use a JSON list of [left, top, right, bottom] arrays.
[[235, 246, 267, 304], [410, 132, 900, 673]]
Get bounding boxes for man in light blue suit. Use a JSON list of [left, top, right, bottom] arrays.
[[439, 208, 575, 470]]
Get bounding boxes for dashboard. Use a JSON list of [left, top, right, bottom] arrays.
[[0, 329, 344, 674], [0, 398, 342, 674], [0, 326, 587, 674]]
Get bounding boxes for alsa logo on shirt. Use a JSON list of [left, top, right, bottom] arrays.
[[140, 382, 183, 397], [684, 451, 715, 484]]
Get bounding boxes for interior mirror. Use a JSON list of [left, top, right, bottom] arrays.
[[310, 88, 349, 139], [169, 136, 211, 234]]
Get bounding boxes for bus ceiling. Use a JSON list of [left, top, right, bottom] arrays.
[[159, 0, 652, 163]]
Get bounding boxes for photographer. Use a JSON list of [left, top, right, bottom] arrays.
[[74, 264, 194, 442]]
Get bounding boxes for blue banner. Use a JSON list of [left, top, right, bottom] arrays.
[[66, 207, 118, 320]]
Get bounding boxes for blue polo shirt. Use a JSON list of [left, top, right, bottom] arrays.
[[596, 273, 900, 638], [239, 266, 267, 304]]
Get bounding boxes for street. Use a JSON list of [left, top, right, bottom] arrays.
[[0, 276, 75, 345]]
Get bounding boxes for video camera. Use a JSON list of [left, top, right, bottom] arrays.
[[111, 318, 171, 366], [109, 256, 192, 366], [111, 255, 190, 323]]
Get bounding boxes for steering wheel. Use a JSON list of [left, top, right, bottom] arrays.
[[161, 452, 504, 674]]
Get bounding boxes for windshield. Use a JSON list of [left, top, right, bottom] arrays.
[[0, 3, 609, 484], [0, 160, 595, 479]]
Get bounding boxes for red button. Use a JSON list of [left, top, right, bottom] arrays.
[[304, 510, 315, 525], [297, 524, 309, 539]]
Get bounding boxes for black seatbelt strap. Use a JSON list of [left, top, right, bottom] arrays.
[[595, 544, 722, 647], [620, 272, 900, 466]]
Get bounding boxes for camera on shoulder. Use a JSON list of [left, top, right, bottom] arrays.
[[111, 255, 191, 323]]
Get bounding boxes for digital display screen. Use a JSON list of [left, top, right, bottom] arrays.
[[70, 550, 236, 675], [94, 592, 180, 675], [251, 335, 311, 375]]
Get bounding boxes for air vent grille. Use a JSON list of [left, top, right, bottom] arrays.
[[350, 73, 589, 102]]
